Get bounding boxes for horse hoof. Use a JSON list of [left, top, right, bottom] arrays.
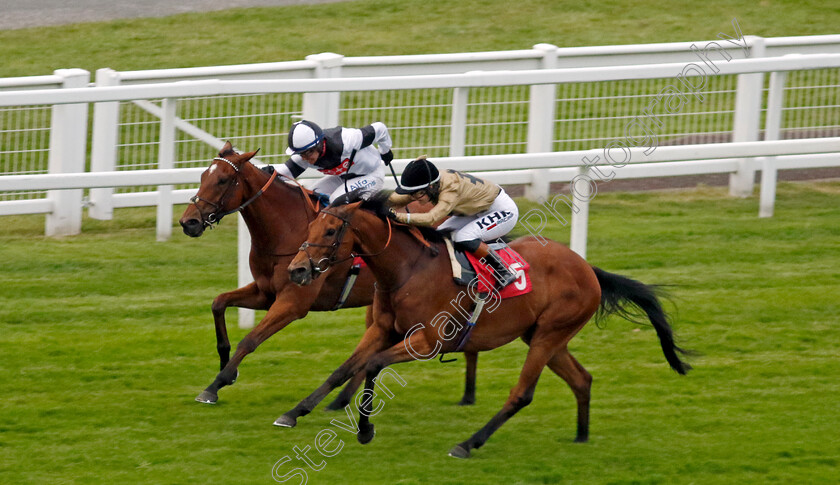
[[357, 425, 375, 445], [325, 399, 349, 411], [574, 435, 589, 443], [273, 414, 297, 428], [448, 445, 471, 459], [457, 398, 475, 406], [195, 391, 218, 404]]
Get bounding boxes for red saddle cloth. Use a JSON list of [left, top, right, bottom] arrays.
[[352, 256, 367, 268], [464, 247, 532, 298]]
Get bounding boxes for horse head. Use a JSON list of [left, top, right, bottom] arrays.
[[179, 141, 260, 237], [288, 199, 363, 286]]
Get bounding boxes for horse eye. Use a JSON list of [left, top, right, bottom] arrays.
[[325, 228, 336, 237], [217, 178, 228, 186]]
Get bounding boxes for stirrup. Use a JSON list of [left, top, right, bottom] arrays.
[[493, 268, 517, 289], [484, 250, 517, 289]]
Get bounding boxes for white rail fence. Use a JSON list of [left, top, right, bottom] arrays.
[[2, 38, 840, 326], [3, 35, 840, 228]]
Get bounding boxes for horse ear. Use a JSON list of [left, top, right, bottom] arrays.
[[241, 148, 260, 162], [220, 140, 233, 156]]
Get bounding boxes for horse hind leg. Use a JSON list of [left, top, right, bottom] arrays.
[[458, 351, 478, 406], [547, 349, 592, 443], [449, 335, 557, 459]]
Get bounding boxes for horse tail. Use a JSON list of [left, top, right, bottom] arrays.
[[591, 266, 691, 375]]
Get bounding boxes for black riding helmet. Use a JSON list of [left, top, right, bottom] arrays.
[[395, 156, 440, 195]]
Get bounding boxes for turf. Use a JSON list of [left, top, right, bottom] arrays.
[[1, 180, 839, 484], [2, 1, 840, 483], [2, 0, 840, 77]]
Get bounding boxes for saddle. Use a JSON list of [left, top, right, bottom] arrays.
[[444, 239, 532, 299]]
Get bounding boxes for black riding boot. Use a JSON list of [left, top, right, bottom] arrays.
[[483, 248, 517, 290]]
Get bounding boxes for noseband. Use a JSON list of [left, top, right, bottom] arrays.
[[189, 157, 278, 228], [298, 209, 393, 275]]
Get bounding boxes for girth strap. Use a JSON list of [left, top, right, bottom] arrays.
[[332, 261, 363, 310]]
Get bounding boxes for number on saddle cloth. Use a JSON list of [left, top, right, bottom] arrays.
[[446, 240, 531, 297]]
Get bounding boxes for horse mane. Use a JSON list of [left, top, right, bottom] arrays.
[[330, 190, 448, 245]]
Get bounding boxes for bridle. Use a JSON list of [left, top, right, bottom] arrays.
[[298, 208, 393, 275], [189, 157, 278, 229]]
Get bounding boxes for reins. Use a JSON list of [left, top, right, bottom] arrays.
[[298, 209, 393, 274]]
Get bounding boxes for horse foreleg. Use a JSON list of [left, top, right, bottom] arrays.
[[210, 282, 270, 371], [356, 330, 438, 445], [458, 351, 478, 406], [325, 306, 375, 411], [325, 371, 365, 411], [274, 321, 391, 428], [196, 296, 309, 404], [448, 334, 558, 459]]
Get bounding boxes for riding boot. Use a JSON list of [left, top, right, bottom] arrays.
[[474, 242, 517, 290], [314, 192, 331, 208]]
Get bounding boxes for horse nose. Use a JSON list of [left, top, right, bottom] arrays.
[[180, 218, 204, 237], [288, 266, 311, 286]]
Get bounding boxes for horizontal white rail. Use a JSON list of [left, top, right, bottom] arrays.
[[3, 138, 837, 192], [432, 138, 840, 171], [0, 199, 54, 215], [3, 54, 840, 107], [117, 60, 320, 84], [0, 75, 63, 89]]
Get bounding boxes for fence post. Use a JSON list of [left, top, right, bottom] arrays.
[[569, 168, 592, 258], [238, 216, 255, 329], [525, 43, 558, 201], [45, 69, 90, 237], [156, 98, 176, 242], [449, 87, 469, 157], [759, 70, 787, 218], [729, 36, 766, 197], [89, 68, 121, 220], [302, 53, 344, 127]]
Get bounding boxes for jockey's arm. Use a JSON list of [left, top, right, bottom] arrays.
[[358, 122, 393, 156], [278, 158, 306, 180], [387, 192, 413, 209], [393, 190, 457, 226]]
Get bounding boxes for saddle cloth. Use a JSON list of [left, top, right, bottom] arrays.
[[444, 240, 532, 299]]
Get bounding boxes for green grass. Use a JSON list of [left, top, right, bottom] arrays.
[[2, 181, 839, 484], [2, 2, 840, 483], [2, 0, 840, 76]]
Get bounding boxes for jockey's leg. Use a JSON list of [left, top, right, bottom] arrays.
[[329, 166, 385, 203], [452, 189, 521, 290], [311, 175, 343, 205], [472, 240, 518, 289]]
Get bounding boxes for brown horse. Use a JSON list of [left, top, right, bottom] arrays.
[[178, 143, 480, 407], [283, 193, 690, 458]]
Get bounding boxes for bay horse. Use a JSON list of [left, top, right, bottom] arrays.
[[178, 143, 480, 407], [283, 193, 690, 458]]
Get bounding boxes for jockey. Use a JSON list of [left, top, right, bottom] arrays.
[[277, 120, 394, 203], [388, 156, 519, 289]]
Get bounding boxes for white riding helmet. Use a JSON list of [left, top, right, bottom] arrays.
[[286, 120, 325, 155]]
